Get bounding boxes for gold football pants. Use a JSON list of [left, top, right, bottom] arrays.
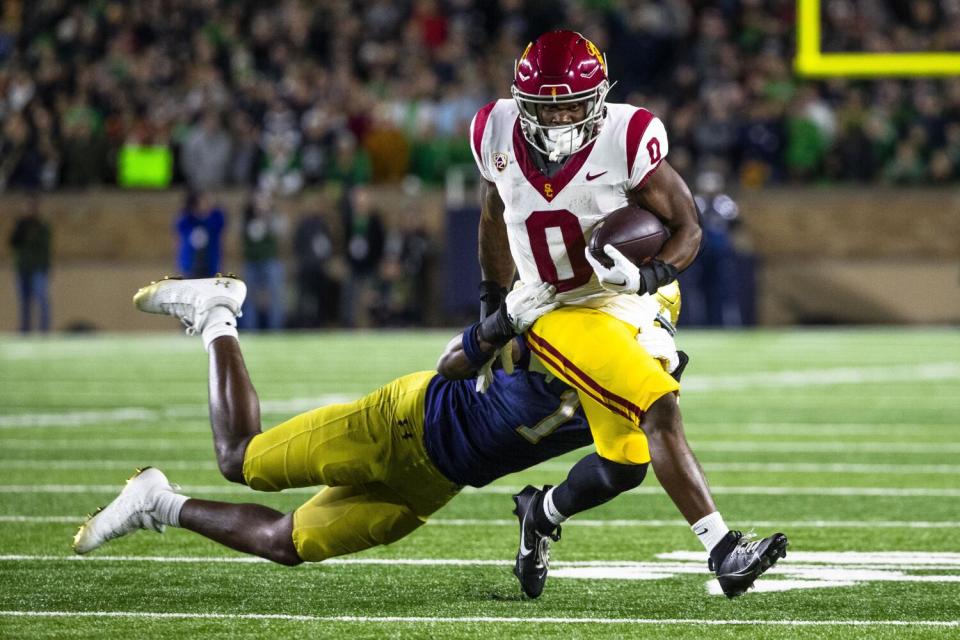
[[242, 371, 460, 562], [525, 306, 680, 464]]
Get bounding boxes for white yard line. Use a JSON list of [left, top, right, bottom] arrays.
[[2, 362, 957, 428], [1, 484, 958, 497], [4, 438, 960, 454], [690, 442, 960, 454], [467, 485, 960, 497], [657, 551, 960, 565], [6, 553, 960, 568], [695, 422, 955, 435], [680, 362, 960, 392], [6, 459, 959, 475], [0, 610, 957, 628], [534, 461, 960, 474], [430, 518, 960, 530], [2, 460, 220, 471], [5, 515, 960, 529], [0, 396, 356, 429]]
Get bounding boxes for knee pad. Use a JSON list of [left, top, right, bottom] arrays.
[[292, 488, 426, 562], [593, 455, 648, 494]]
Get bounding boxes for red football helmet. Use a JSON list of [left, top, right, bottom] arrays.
[[512, 30, 612, 161]]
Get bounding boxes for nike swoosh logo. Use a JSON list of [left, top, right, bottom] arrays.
[[585, 171, 607, 181], [694, 527, 709, 536], [519, 519, 532, 556]]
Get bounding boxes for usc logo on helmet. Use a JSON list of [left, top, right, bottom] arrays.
[[584, 39, 605, 73], [516, 42, 533, 75]]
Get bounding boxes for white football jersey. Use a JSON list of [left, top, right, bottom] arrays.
[[470, 99, 668, 327]]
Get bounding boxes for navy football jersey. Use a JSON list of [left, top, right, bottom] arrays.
[[422, 362, 593, 488]]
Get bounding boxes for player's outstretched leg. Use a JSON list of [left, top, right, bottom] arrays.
[[73, 467, 187, 554], [134, 275, 260, 482], [205, 330, 263, 482], [177, 499, 301, 565], [72, 467, 302, 564], [640, 393, 788, 596]]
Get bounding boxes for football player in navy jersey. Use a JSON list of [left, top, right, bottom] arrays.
[[74, 275, 656, 568]]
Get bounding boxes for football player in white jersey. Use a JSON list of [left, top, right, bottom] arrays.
[[469, 30, 787, 599]]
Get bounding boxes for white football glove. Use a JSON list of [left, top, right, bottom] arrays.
[[475, 346, 515, 392], [505, 281, 559, 333], [475, 355, 496, 393], [475, 282, 557, 392], [637, 323, 680, 374], [584, 244, 641, 295]]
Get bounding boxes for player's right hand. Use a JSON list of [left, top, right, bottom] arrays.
[[506, 281, 559, 333], [479, 280, 507, 320]]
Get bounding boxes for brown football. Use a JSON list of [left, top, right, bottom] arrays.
[[589, 205, 669, 268]]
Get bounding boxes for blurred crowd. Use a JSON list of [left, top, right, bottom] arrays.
[[174, 186, 435, 329], [1, 0, 959, 195]]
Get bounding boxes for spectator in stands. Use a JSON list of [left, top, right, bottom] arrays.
[[175, 191, 226, 278], [59, 101, 108, 188], [240, 189, 287, 331], [258, 99, 303, 195], [292, 209, 338, 328], [0, 112, 36, 190], [8, 194, 52, 333], [181, 111, 232, 191], [679, 170, 746, 326], [340, 185, 385, 328], [229, 111, 261, 187], [325, 132, 372, 187], [5, 0, 959, 189], [375, 215, 434, 326]]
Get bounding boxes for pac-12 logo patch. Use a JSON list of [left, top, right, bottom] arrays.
[[493, 152, 508, 172]]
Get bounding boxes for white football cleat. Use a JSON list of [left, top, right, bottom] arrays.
[[72, 467, 177, 554], [133, 274, 246, 335]]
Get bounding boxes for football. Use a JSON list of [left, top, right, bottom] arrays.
[[588, 205, 669, 268]]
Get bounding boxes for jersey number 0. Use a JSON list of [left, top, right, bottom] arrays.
[[525, 210, 593, 293]]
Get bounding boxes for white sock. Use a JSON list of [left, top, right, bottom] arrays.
[[152, 490, 190, 527], [692, 511, 730, 553], [201, 306, 239, 352], [542, 487, 568, 526]]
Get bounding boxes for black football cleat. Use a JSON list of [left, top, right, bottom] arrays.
[[709, 531, 789, 598], [512, 485, 561, 599]]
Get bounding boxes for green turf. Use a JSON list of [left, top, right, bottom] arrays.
[[1, 328, 959, 638]]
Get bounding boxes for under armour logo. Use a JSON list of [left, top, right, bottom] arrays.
[[214, 280, 230, 288]]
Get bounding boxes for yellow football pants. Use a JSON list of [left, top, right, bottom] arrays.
[[526, 306, 679, 464], [242, 371, 460, 562]]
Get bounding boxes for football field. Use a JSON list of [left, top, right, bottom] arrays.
[[1, 328, 958, 639]]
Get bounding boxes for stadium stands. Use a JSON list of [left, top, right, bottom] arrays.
[[1, 1, 958, 191]]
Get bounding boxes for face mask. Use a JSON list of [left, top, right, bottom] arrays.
[[544, 125, 585, 162]]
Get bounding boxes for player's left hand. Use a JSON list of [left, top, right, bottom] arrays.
[[475, 356, 496, 393], [585, 244, 641, 294], [506, 281, 559, 333], [637, 324, 679, 374], [585, 245, 678, 296]]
